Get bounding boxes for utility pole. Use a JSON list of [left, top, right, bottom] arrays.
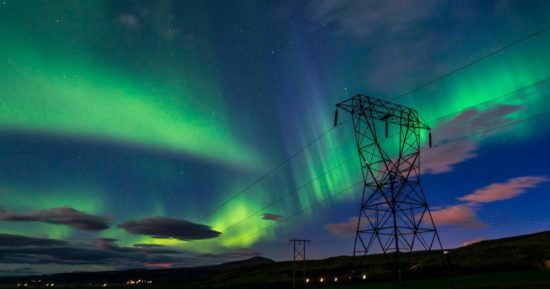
[[335, 94, 446, 286], [289, 239, 310, 289]]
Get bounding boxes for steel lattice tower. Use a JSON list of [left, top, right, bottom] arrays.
[[335, 94, 444, 282], [289, 239, 310, 289]]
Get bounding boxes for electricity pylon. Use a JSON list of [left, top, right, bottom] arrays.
[[289, 239, 310, 289], [335, 94, 444, 284]]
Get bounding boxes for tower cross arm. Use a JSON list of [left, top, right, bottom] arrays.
[[336, 94, 430, 130]]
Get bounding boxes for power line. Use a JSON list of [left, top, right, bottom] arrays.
[[189, 77, 550, 255], [198, 123, 341, 221], [220, 180, 364, 248], [209, 107, 550, 249], [221, 155, 356, 232], [196, 22, 550, 225], [391, 24, 550, 102], [424, 77, 550, 126], [190, 89, 550, 251], [437, 109, 550, 145], [206, 210, 550, 264]]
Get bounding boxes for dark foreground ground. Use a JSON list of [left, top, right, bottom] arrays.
[[4, 270, 550, 289], [329, 270, 550, 289]]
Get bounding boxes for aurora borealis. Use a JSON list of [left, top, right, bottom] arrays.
[[0, 0, 550, 276]]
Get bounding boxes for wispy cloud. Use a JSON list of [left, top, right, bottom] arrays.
[[458, 176, 549, 204], [430, 205, 484, 229], [431, 105, 524, 142], [461, 237, 486, 247], [0, 233, 68, 247], [114, 2, 185, 40], [422, 140, 478, 174], [198, 247, 262, 260], [423, 105, 524, 174], [431, 175, 547, 229], [262, 213, 284, 222], [325, 175, 546, 233], [118, 217, 221, 241], [0, 233, 259, 275], [0, 207, 111, 231], [307, 0, 438, 39], [324, 217, 359, 239], [306, 0, 449, 94], [325, 205, 485, 235], [115, 13, 139, 30]]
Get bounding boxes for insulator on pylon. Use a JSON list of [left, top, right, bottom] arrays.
[[385, 121, 389, 138], [334, 109, 339, 127], [334, 95, 447, 281]]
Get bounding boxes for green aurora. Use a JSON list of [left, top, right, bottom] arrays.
[[0, 1, 549, 272]]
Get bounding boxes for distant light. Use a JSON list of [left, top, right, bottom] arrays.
[[305, 278, 310, 283], [102, 283, 108, 287], [362, 274, 367, 280], [319, 277, 324, 283], [443, 250, 450, 255], [24, 284, 28, 287], [333, 277, 338, 282], [51, 283, 55, 287]]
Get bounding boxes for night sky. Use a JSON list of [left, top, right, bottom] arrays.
[[1, 0, 550, 276]]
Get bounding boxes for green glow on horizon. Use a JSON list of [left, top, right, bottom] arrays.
[[209, 197, 273, 247]]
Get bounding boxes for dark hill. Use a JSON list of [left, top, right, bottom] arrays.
[[1, 231, 549, 288]]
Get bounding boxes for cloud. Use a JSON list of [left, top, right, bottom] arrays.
[[426, 175, 547, 231], [325, 203, 487, 236], [145, 262, 172, 269], [422, 105, 524, 174], [0, 207, 111, 231], [431, 105, 524, 142], [305, 0, 450, 94], [118, 217, 221, 241], [304, 0, 535, 110], [0, 266, 36, 276], [324, 217, 359, 239], [422, 140, 478, 174], [0, 233, 67, 247], [461, 237, 486, 247], [458, 176, 549, 204], [114, 3, 184, 40], [199, 248, 262, 260], [116, 13, 139, 30], [430, 205, 484, 229], [262, 213, 284, 222], [307, 0, 438, 39], [0, 233, 259, 274]]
